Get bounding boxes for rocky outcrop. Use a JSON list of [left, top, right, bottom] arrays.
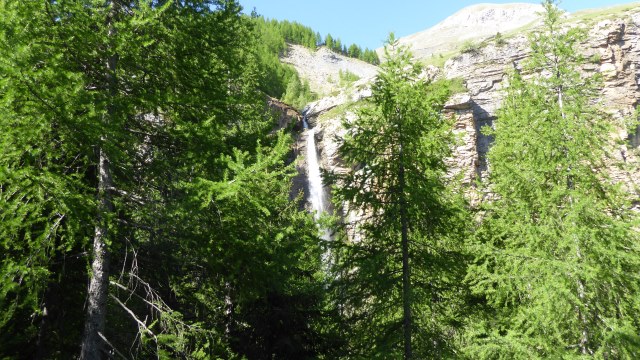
[[267, 96, 302, 131], [440, 14, 640, 199], [289, 5, 640, 214], [444, 93, 480, 191], [266, 96, 309, 204]]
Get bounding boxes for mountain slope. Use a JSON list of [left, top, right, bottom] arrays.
[[394, 2, 544, 59], [293, 2, 640, 208], [281, 44, 378, 96]]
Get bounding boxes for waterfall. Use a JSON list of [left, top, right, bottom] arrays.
[[303, 113, 332, 263], [304, 115, 325, 216]]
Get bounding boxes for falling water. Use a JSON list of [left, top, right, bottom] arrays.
[[304, 116, 325, 215], [303, 113, 332, 264]]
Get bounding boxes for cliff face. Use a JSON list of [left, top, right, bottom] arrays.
[[442, 13, 640, 201], [288, 5, 640, 213]]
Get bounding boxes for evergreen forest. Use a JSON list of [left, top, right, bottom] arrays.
[[0, 1, 639, 359]]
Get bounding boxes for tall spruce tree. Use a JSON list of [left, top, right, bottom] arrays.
[[464, 1, 640, 358], [328, 34, 467, 359]]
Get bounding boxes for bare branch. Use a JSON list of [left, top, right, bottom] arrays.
[[110, 294, 158, 342]]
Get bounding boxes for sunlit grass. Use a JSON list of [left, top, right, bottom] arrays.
[[570, 2, 640, 24], [420, 49, 461, 68]]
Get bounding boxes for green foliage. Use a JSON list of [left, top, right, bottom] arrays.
[[446, 77, 468, 95], [0, 0, 330, 358], [494, 32, 507, 46], [362, 48, 382, 65], [626, 107, 640, 148], [463, 1, 640, 357], [282, 76, 317, 111], [328, 34, 469, 358], [172, 132, 331, 358], [348, 43, 361, 58], [338, 69, 361, 87], [461, 40, 482, 54], [253, 16, 319, 51], [589, 53, 602, 64], [324, 33, 380, 65], [251, 15, 317, 108], [3, 0, 638, 358]]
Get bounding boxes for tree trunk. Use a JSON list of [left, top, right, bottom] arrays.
[[80, 149, 114, 360], [80, 2, 117, 358], [399, 139, 412, 360]]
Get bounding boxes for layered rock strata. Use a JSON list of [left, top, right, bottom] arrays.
[[285, 9, 640, 214]]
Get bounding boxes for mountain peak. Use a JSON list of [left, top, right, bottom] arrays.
[[396, 2, 544, 59], [435, 3, 544, 29]]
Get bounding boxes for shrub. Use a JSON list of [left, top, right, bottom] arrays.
[[460, 40, 481, 54]]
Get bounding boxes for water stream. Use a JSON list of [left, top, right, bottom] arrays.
[[303, 113, 332, 264]]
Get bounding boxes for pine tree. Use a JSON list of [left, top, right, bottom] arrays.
[[464, 1, 640, 358], [328, 34, 468, 359]]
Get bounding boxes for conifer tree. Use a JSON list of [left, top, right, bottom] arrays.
[[348, 43, 361, 58], [0, 1, 96, 355], [0, 0, 330, 358], [326, 33, 335, 50], [329, 34, 467, 359], [464, 1, 640, 358]]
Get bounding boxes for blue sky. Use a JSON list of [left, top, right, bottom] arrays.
[[239, 1, 640, 49]]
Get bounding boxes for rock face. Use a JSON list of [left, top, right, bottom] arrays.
[[266, 96, 307, 204], [282, 44, 379, 96], [392, 3, 544, 59], [289, 5, 640, 214], [267, 96, 301, 131], [441, 14, 640, 199]]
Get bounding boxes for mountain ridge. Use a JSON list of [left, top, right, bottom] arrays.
[[392, 2, 544, 59], [282, 2, 640, 211]]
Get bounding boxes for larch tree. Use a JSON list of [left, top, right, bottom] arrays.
[[328, 34, 468, 359], [80, 1, 120, 357], [0, 1, 96, 356], [1, 0, 330, 358], [464, 1, 640, 358], [0, 0, 185, 357]]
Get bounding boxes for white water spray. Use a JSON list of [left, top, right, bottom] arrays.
[[303, 113, 332, 263], [304, 116, 325, 216]]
